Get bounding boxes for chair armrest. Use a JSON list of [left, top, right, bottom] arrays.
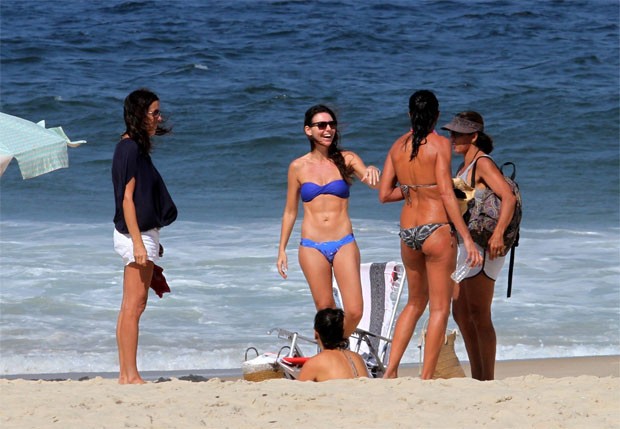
[[268, 327, 315, 344], [353, 328, 391, 343]]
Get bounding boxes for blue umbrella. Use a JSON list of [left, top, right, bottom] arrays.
[[0, 112, 86, 180]]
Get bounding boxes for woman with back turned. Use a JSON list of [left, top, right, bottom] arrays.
[[298, 308, 368, 381], [378, 90, 481, 379], [111, 88, 177, 384]]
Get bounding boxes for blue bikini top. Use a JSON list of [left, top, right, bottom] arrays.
[[300, 179, 350, 203]]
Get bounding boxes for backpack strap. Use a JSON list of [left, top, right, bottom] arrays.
[[472, 156, 518, 298], [500, 161, 517, 181], [469, 154, 494, 188], [507, 244, 515, 298]]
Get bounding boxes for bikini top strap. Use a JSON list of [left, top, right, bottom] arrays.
[[341, 350, 359, 377]]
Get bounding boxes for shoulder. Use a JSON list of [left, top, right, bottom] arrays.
[[393, 131, 411, 148], [389, 132, 412, 155], [114, 138, 139, 156], [341, 150, 359, 160], [289, 154, 308, 170], [288, 155, 311, 184], [474, 155, 496, 171], [428, 132, 450, 148], [426, 133, 450, 158], [112, 139, 140, 167], [341, 151, 365, 170], [298, 353, 327, 380]]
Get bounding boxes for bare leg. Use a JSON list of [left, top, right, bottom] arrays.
[[117, 262, 152, 384], [454, 273, 496, 380], [332, 242, 362, 337], [299, 242, 362, 338], [452, 282, 481, 378], [299, 247, 336, 308], [419, 226, 457, 380], [383, 243, 428, 379]]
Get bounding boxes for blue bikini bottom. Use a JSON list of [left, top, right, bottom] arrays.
[[300, 233, 355, 264]]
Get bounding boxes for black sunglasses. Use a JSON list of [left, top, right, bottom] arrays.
[[310, 121, 337, 130]]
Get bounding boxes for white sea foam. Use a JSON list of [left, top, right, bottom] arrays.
[[1, 220, 618, 374]]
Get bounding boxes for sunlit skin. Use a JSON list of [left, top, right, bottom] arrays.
[[378, 99, 482, 380], [449, 127, 516, 381], [298, 332, 368, 382], [116, 100, 162, 384], [277, 111, 380, 338]]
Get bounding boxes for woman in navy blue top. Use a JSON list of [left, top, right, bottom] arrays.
[[111, 88, 177, 384]]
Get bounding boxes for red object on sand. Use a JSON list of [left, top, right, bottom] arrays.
[[150, 264, 171, 298], [282, 357, 310, 366]]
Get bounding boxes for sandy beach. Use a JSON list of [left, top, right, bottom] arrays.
[[1, 356, 618, 429]]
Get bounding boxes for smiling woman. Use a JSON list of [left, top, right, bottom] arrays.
[[276, 104, 381, 338]]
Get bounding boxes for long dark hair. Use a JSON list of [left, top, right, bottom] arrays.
[[314, 308, 349, 350], [408, 90, 439, 160], [455, 111, 494, 154], [123, 88, 170, 154], [304, 104, 354, 185]]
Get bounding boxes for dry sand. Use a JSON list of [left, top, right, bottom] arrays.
[[1, 356, 618, 429]]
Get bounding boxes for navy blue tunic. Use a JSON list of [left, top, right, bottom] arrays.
[[112, 138, 177, 234]]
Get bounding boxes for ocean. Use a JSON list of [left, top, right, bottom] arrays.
[[1, 0, 618, 375]]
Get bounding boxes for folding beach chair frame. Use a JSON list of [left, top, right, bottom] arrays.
[[268, 261, 405, 379], [333, 261, 406, 378], [267, 327, 317, 380]]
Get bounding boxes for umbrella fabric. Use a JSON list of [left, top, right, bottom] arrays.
[[0, 112, 85, 179]]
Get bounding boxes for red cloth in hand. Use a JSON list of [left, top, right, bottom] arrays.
[[150, 264, 171, 298]]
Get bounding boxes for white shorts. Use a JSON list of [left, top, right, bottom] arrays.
[[113, 228, 160, 266], [458, 242, 505, 281]]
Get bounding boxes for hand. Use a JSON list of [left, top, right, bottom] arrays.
[[362, 166, 381, 187], [464, 238, 483, 267], [277, 252, 288, 279], [487, 232, 506, 259], [133, 242, 148, 266]]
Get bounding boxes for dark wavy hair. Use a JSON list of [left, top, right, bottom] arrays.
[[454, 111, 494, 154], [314, 308, 349, 350], [408, 90, 439, 160], [123, 88, 170, 154], [304, 104, 354, 185]]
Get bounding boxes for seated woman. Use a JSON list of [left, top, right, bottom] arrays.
[[298, 308, 369, 382]]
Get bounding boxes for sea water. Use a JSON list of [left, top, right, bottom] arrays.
[[1, 0, 618, 375]]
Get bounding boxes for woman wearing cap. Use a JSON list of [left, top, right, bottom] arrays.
[[378, 90, 481, 379], [277, 104, 380, 338], [442, 111, 516, 381]]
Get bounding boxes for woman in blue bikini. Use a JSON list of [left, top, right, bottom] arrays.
[[378, 90, 481, 379], [277, 104, 380, 338]]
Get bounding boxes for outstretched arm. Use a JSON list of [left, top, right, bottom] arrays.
[[344, 151, 380, 189]]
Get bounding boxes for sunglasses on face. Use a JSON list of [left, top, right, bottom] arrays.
[[148, 109, 162, 118], [310, 121, 337, 130]]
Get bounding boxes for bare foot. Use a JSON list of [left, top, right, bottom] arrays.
[[382, 370, 398, 379], [118, 375, 146, 384]]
